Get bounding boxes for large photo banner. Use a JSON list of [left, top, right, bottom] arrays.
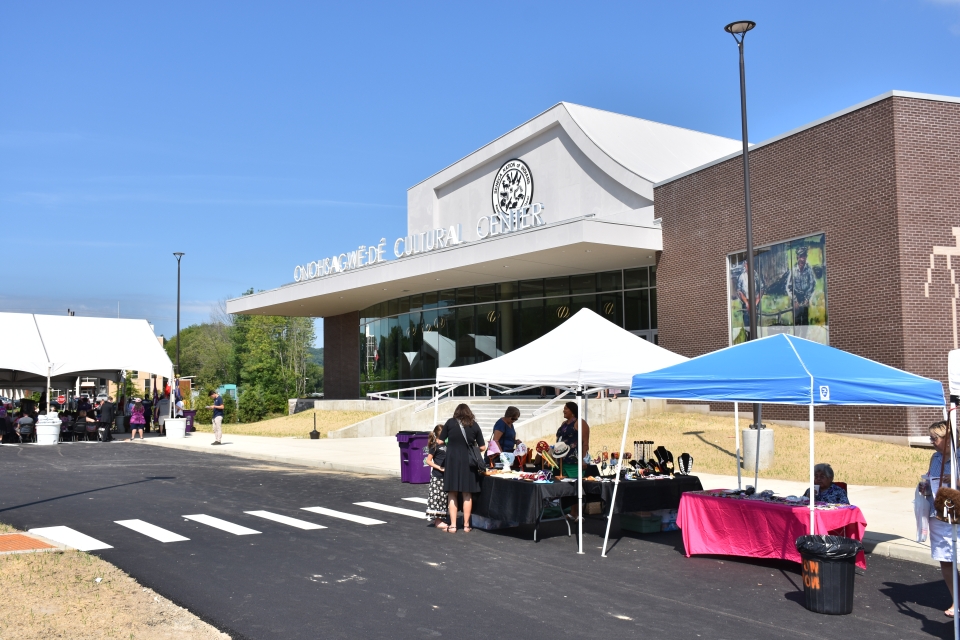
[[727, 233, 828, 345]]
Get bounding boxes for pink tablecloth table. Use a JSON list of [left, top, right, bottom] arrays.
[[676, 491, 867, 569]]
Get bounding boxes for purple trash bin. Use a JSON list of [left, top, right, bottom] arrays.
[[396, 431, 432, 484], [183, 409, 197, 433]]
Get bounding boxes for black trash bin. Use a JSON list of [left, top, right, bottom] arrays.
[[795, 535, 863, 615]]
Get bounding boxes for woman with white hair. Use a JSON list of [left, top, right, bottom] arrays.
[[921, 420, 960, 617], [802, 463, 849, 505]]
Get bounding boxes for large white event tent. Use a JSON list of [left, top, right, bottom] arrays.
[[0, 312, 174, 404], [435, 308, 688, 553]]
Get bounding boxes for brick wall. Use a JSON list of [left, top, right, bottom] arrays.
[[323, 311, 360, 399], [894, 97, 960, 433], [655, 95, 960, 438]]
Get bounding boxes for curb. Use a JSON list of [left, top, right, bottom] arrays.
[[862, 534, 937, 567], [143, 438, 400, 478]]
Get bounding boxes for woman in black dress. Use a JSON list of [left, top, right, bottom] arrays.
[[438, 403, 486, 533]]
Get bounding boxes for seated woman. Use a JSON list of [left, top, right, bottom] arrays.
[[802, 463, 849, 504]]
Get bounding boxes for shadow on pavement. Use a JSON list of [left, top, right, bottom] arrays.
[[880, 580, 954, 639], [0, 477, 175, 514]]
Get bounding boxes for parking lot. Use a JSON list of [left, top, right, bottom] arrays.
[[0, 443, 953, 639]]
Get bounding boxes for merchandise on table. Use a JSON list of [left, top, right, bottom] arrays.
[[697, 489, 858, 510]]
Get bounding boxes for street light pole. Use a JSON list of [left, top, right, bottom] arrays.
[[725, 20, 764, 480], [173, 253, 185, 379]]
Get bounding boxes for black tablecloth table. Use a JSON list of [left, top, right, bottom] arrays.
[[587, 474, 703, 513], [472, 474, 703, 526]]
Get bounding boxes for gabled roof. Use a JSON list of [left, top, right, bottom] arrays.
[[410, 102, 742, 199], [562, 103, 742, 184]]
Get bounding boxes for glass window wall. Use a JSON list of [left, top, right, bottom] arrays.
[[360, 266, 658, 394]]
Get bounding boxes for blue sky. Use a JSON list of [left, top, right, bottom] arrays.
[[2, 1, 959, 345]]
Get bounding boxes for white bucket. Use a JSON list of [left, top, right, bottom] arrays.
[[35, 416, 61, 445], [165, 418, 187, 438]]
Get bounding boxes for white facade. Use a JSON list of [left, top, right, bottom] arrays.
[[227, 102, 741, 318]]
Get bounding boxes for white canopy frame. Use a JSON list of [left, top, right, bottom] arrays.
[[432, 309, 688, 554], [0, 313, 175, 419]]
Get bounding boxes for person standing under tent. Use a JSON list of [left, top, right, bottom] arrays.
[[491, 406, 521, 454], [128, 399, 146, 441], [99, 396, 116, 442], [206, 390, 225, 445], [921, 420, 960, 618], [438, 404, 485, 533], [141, 395, 153, 434], [556, 401, 590, 477]]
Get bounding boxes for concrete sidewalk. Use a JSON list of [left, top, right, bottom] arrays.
[[141, 432, 400, 477], [141, 432, 935, 566]]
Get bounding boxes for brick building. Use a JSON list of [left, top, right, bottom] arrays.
[[655, 91, 960, 444], [228, 91, 957, 443]]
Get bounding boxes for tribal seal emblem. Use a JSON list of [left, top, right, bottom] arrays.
[[492, 159, 533, 214]]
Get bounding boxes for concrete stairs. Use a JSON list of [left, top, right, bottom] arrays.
[[465, 399, 556, 440]]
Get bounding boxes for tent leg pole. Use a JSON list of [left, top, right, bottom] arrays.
[[809, 402, 815, 535], [577, 388, 583, 555], [433, 385, 439, 428], [602, 398, 632, 557], [754, 404, 761, 490], [950, 400, 958, 640], [735, 402, 741, 491]]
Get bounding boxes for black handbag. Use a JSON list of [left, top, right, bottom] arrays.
[[458, 421, 486, 475]]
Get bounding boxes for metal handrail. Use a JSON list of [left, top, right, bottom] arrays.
[[413, 384, 460, 413], [366, 382, 439, 402]]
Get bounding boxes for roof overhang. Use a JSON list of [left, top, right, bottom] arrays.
[[226, 217, 661, 318]]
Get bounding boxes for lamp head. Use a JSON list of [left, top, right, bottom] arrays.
[[724, 20, 756, 34]]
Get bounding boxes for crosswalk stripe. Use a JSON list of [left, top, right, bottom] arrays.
[[115, 519, 189, 542], [354, 501, 426, 519], [402, 497, 428, 505], [183, 514, 261, 535], [301, 506, 385, 525], [29, 526, 113, 551], [244, 511, 326, 530]]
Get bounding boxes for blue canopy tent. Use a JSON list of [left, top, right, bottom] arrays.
[[600, 333, 946, 557]]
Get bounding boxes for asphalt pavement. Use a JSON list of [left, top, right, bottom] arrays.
[[1, 442, 954, 639]]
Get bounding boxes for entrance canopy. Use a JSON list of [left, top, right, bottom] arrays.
[[436, 308, 687, 388], [629, 333, 945, 407], [0, 313, 174, 388]]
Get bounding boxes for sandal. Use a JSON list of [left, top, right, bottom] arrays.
[[446, 527, 456, 533], [946, 607, 955, 618], [463, 526, 472, 533], [435, 523, 449, 531]]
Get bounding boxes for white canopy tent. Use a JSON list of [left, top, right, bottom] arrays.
[[0, 312, 174, 407], [435, 308, 688, 553]]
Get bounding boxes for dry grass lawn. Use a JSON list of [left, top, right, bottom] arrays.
[[589, 412, 931, 488], [192, 409, 380, 438], [0, 540, 227, 639]]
